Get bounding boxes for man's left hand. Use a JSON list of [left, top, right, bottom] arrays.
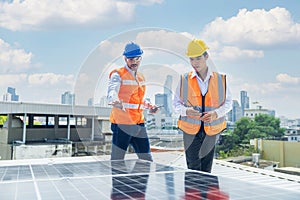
[[200, 111, 218, 123]]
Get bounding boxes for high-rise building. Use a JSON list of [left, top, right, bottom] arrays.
[[227, 100, 242, 122], [164, 75, 173, 117], [3, 87, 19, 102], [155, 93, 168, 114], [240, 90, 249, 116], [88, 98, 94, 106], [100, 96, 110, 107], [61, 91, 75, 105]]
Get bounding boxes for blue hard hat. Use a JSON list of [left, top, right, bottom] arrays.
[[123, 42, 143, 58]]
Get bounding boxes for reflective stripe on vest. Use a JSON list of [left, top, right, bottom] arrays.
[[122, 80, 146, 86], [178, 71, 226, 135], [180, 116, 226, 126], [122, 103, 140, 109]]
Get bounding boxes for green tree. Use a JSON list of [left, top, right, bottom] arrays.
[[233, 117, 253, 144], [246, 128, 265, 141], [217, 114, 285, 158], [217, 130, 239, 152], [254, 114, 284, 138]]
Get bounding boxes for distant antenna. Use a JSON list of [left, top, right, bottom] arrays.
[[252, 101, 262, 109]]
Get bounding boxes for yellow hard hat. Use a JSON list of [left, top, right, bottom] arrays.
[[186, 39, 209, 57]]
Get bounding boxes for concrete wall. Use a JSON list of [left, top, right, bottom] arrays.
[[283, 141, 300, 167], [255, 139, 300, 167], [0, 143, 11, 160], [12, 144, 72, 160], [0, 128, 9, 144], [98, 118, 112, 134], [0, 128, 11, 160]]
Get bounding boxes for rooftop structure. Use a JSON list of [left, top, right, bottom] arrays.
[[0, 101, 111, 160]]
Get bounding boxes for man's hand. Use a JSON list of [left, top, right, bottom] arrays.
[[149, 105, 159, 114], [186, 107, 202, 116], [109, 100, 123, 110], [200, 111, 218, 123]]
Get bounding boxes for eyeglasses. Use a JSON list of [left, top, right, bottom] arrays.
[[126, 56, 142, 62], [189, 55, 203, 61]]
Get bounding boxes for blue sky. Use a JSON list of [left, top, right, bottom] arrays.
[[0, 0, 300, 119]]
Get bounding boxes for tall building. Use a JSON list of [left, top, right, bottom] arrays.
[[100, 96, 110, 107], [88, 98, 94, 106], [61, 91, 75, 105], [227, 100, 242, 122], [155, 93, 168, 114], [3, 87, 19, 102], [240, 90, 249, 116], [164, 75, 173, 117]]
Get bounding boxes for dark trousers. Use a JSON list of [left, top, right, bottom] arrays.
[[183, 130, 217, 173], [110, 123, 152, 161]]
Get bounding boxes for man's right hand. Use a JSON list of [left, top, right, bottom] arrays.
[[186, 107, 201, 116], [109, 100, 123, 109], [149, 106, 159, 114]]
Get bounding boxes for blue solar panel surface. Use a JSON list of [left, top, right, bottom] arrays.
[[0, 159, 299, 199]]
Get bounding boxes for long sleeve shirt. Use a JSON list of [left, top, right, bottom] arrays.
[[173, 67, 233, 119], [107, 66, 127, 104]]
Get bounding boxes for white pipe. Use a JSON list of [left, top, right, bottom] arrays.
[[67, 115, 70, 140], [22, 113, 27, 144], [91, 117, 95, 141]]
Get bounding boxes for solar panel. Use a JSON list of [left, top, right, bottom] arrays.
[[0, 159, 299, 199]]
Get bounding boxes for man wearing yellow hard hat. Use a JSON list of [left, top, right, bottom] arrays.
[[173, 39, 232, 172]]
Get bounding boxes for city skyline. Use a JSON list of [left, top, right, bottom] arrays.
[[0, 1, 300, 118], [2, 83, 284, 124]]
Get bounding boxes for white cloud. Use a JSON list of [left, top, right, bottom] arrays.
[[136, 30, 192, 57], [28, 73, 74, 86], [0, 73, 74, 88], [212, 45, 264, 61], [202, 7, 300, 46], [0, 73, 75, 103], [200, 7, 300, 62], [240, 82, 282, 95], [0, 0, 162, 31], [232, 73, 300, 98], [96, 30, 192, 64], [276, 73, 300, 84], [0, 39, 33, 72], [0, 74, 28, 87]]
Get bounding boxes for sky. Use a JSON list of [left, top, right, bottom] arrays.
[[0, 0, 300, 119]]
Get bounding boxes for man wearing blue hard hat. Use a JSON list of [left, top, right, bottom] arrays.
[[107, 42, 158, 161]]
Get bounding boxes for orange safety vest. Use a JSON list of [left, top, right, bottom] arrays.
[[178, 71, 227, 135], [109, 67, 146, 124]]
